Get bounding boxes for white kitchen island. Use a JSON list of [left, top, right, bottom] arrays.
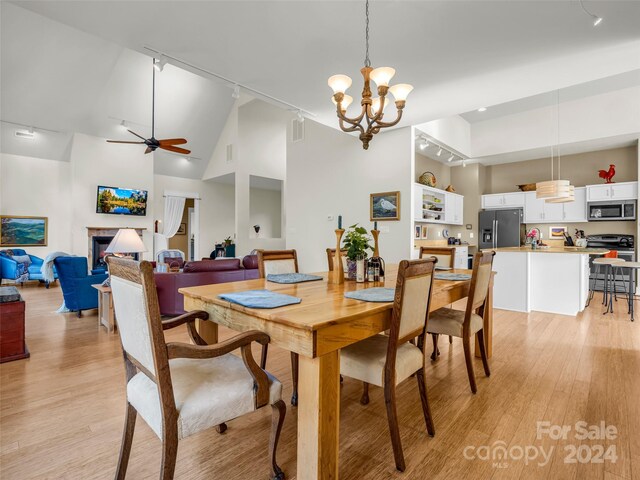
[[489, 247, 608, 316]]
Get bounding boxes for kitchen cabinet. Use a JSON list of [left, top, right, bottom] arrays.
[[524, 188, 587, 223], [444, 192, 463, 225], [414, 184, 463, 225], [562, 187, 587, 222], [586, 181, 638, 202], [481, 192, 525, 209]]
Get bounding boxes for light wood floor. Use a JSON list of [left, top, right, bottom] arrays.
[[1, 283, 639, 480]]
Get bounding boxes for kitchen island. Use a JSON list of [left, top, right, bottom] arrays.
[[487, 247, 608, 316]]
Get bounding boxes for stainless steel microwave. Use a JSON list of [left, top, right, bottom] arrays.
[[587, 200, 636, 221]]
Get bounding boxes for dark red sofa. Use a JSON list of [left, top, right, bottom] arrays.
[[155, 255, 259, 316]]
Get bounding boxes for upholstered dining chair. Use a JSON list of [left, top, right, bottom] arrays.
[[325, 248, 347, 272], [419, 246, 455, 349], [256, 249, 300, 405], [107, 257, 286, 480], [427, 251, 494, 394], [340, 258, 437, 472]]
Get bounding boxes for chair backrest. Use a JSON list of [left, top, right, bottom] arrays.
[[604, 251, 619, 259], [326, 248, 348, 272], [419, 247, 454, 268], [158, 249, 186, 267], [256, 250, 299, 278], [465, 251, 495, 322], [54, 256, 89, 279]]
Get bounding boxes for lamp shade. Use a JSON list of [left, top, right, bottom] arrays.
[[105, 229, 147, 254], [332, 94, 353, 110], [327, 74, 352, 94], [535, 180, 571, 199], [389, 83, 414, 102], [369, 67, 395, 87], [545, 185, 575, 203]]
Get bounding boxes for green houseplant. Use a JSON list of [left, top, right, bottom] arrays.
[[342, 224, 373, 279]]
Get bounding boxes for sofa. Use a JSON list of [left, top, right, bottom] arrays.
[[53, 256, 108, 317], [0, 249, 58, 286], [155, 255, 259, 316]]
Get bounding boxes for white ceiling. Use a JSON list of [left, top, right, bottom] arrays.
[[3, 1, 640, 170]]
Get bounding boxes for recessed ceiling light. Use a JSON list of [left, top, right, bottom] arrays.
[[477, 107, 487, 112], [15, 129, 35, 139], [592, 16, 603, 26]]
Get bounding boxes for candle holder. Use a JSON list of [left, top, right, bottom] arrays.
[[371, 229, 380, 258], [329, 229, 345, 285]]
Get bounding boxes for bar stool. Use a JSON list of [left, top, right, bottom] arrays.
[[616, 262, 640, 321], [603, 258, 626, 314], [588, 257, 623, 309]]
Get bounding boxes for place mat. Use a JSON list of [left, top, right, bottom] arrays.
[[219, 290, 302, 309], [435, 266, 452, 271], [345, 287, 395, 303], [434, 273, 472, 281], [267, 273, 323, 284]]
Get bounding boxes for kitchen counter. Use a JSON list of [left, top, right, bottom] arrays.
[[490, 247, 600, 316], [486, 246, 609, 255]]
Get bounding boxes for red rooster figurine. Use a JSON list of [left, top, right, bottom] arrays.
[[598, 164, 615, 183]]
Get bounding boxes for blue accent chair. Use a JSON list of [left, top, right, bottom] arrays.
[[53, 256, 108, 317], [0, 249, 58, 287]]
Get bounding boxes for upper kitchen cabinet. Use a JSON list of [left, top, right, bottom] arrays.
[[562, 187, 587, 222], [587, 181, 638, 201], [414, 184, 463, 225], [481, 192, 525, 209], [444, 191, 464, 225], [524, 187, 587, 223]]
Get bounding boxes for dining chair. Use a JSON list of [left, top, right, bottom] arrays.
[[340, 258, 437, 472], [256, 249, 301, 405], [427, 251, 494, 394], [326, 248, 347, 272], [419, 246, 455, 348], [107, 257, 286, 480]]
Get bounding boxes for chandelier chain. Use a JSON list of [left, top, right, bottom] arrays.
[[364, 0, 371, 67]]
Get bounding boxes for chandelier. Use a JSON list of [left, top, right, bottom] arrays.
[[327, 0, 413, 150]]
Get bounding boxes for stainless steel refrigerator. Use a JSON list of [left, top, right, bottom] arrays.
[[479, 209, 525, 249]]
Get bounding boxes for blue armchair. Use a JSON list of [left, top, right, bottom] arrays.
[[53, 257, 108, 317], [0, 249, 58, 287]]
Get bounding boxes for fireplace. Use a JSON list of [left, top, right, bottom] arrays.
[[87, 227, 146, 270]]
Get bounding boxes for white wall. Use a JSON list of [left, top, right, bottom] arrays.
[[415, 115, 471, 156], [0, 153, 72, 257], [287, 121, 412, 273], [249, 187, 282, 239], [154, 174, 235, 258]]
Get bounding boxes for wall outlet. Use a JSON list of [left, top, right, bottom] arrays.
[[437, 231, 441, 237], [469, 232, 474, 239], [457, 233, 462, 239], [327, 215, 334, 221]]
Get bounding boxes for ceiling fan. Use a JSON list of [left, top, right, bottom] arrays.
[[107, 58, 190, 155]]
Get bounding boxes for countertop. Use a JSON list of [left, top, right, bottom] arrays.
[[484, 246, 609, 255]]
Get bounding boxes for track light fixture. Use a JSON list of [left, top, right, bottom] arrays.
[[447, 153, 454, 162], [297, 110, 305, 123], [419, 136, 429, 150], [579, 0, 603, 26], [153, 55, 168, 72], [462, 160, 467, 168], [231, 85, 240, 99], [436, 147, 443, 157]]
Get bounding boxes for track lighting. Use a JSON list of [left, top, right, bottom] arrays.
[[231, 85, 240, 99], [15, 128, 35, 139], [153, 55, 168, 72], [447, 153, 454, 162], [436, 147, 443, 157], [579, 0, 603, 27], [419, 137, 429, 150], [477, 107, 487, 112], [462, 160, 467, 168]]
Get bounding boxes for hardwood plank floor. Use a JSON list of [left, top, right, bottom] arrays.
[[1, 283, 639, 479]]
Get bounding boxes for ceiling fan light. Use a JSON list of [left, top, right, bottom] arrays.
[[328, 74, 352, 95], [389, 83, 413, 102], [369, 67, 395, 88]]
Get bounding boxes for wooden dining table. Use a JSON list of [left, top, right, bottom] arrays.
[[180, 265, 494, 480]]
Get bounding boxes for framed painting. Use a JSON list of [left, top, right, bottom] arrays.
[[421, 226, 429, 239], [0, 216, 48, 247], [549, 226, 567, 238], [414, 225, 421, 239], [176, 223, 187, 235], [370, 191, 400, 221]]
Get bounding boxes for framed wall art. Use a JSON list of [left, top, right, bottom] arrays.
[[0, 216, 48, 247]]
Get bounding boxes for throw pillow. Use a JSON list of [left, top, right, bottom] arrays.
[[12, 254, 32, 267]]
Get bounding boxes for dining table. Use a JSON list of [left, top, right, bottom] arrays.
[[180, 264, 494, 480]]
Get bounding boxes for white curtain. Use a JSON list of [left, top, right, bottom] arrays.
[[154, 196, 186, 257]]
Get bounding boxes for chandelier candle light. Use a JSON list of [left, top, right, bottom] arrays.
[[328, 0, 413, 150]]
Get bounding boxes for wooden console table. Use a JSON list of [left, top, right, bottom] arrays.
[[92, 284, 117, 333], [0, 286, 30, 363]]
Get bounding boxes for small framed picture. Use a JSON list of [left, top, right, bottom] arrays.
[[176, 223, 187, 235], [370, 191, 400, 221], [421, 226, 428, 239], [549, 226, 567, 238], [415, 225, 421, 239]]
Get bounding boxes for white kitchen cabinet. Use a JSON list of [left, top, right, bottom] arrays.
[[586, 181, 638, 202], [444, 192, 464, 225], [414, 183, 463, 225], [453, 245, 469, 269], [562, 187, 587, 222], [481, 192, 525, 209], [525, 187, 587, 223]]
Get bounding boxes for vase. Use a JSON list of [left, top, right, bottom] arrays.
[[346, 259, 358, 280]]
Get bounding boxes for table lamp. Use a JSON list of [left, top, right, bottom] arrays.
[[103, 229, 147, 286]]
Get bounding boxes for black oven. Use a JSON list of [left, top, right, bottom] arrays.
[[586, 234, 635, 292], [588, 200, 636, 221]]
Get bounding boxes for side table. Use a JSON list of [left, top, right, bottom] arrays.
[[92, 284, 117, 333], [0, 286, 30, 363]]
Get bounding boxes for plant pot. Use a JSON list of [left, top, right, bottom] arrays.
[[345, 259, 358, 280]]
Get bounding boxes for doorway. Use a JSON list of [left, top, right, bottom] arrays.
[[169, 198, 195, 259]]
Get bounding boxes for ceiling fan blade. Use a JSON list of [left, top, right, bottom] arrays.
[[145, 146, 153, 154], [161, 145, 192, 155], [106, 140, 145, 144], [158, 138, 188, 146], [127, 129, 148, 141]]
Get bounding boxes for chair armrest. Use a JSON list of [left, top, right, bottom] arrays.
[[162, 310, 210, 346], [167, 331, 271, 408], [28, 255, 44, 267]]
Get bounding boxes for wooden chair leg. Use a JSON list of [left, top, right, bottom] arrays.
[[448, 335, 453, 344], [77, 310, 82, 318], [216, 423, 227, 434], [462, 335, 477, 394], [114, 402, 137, 480], [430, 333, 440, 361], [384, 382, 406, 472], [160, 422, 179, 480], [477, 330, 491, 377], [360, 382, 370, 405], [415, 370, 435, 436], [269, 400, 286, 480], [260, 343, 269, 370], [290, 352, 299, 406]]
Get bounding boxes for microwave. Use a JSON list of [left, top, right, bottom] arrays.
[[587, 200, 636, 221]]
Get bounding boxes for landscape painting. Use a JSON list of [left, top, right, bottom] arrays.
[[96, 186, 148, 216], [370, 191, 400, 221], [1, 216, 48, 247]]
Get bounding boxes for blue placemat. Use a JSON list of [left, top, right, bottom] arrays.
[[345, 287, 395, 303], [267, 273, 323, 284], [434, 273, 472, 281], [219, 290, 302, 309]]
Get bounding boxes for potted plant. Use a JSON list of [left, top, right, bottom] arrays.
[[342, 224, 373, 279], [223, 236, 235, 258]]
